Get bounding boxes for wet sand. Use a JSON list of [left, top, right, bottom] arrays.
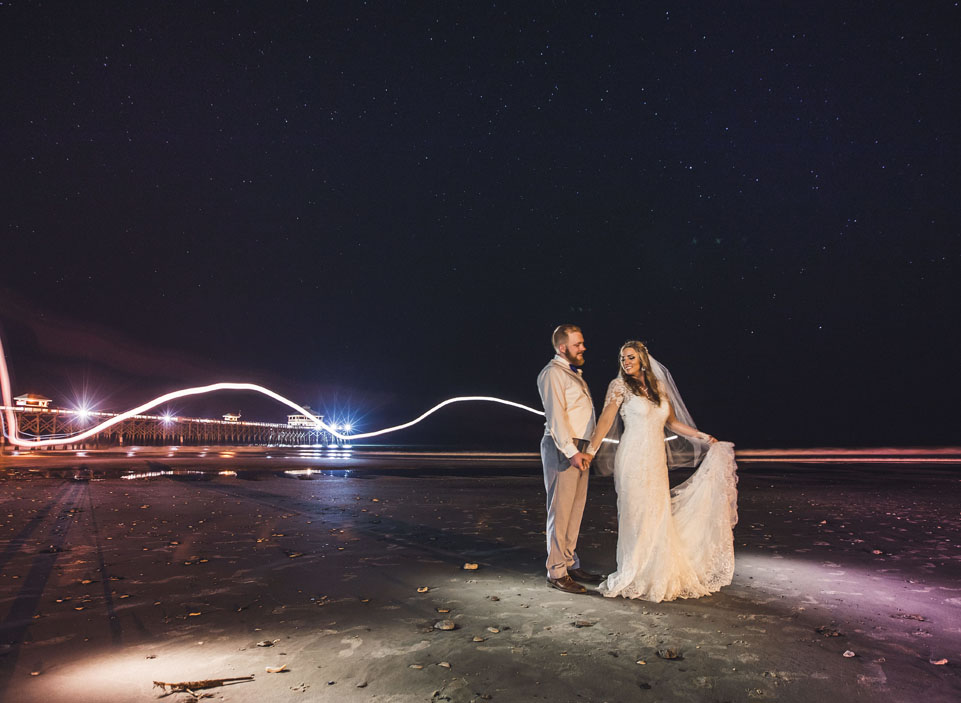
[[0, 451, 959, 702]]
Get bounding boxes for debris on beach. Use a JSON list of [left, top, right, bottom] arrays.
[[431, 678, 473, 701], [573, 620, 597, 628], [434, 619, 456, 631], [409, 663, 424, 670], [438, 661, 451, 669], [417, 586, 430, 593], [153, 676, 254, 694], [472, 636, 486, 642], [891, 613, 926, 621], [266, 664, 288, 673], [929, 658, 948, 666], [486, 627, 500, 634], [656, 648, 682, 660], [487, 595, 500, 601], [842, 650, 856, 658], [257, 639, 279, 647], [463, 563, 479, 570], [815, 625, 843, 637]]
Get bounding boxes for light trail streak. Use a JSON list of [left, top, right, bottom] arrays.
[[0, 335, 546, 448]]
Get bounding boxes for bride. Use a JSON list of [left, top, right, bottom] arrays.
[[585, 341, 738, 602]]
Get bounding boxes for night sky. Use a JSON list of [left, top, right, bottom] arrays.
[[2, 2, 958, 448]]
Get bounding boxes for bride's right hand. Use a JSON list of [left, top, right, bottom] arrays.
[[571, 452, 592, 471]]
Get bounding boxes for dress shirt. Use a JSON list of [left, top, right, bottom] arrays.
[[537, 354, 596, 459]]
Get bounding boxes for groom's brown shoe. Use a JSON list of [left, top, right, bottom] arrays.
[[568, 568, 606, 584], [547, 574, 588, 594]]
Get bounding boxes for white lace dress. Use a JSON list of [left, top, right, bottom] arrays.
[[598, 377, 738, 602]]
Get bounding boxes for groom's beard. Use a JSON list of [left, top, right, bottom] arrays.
[[563, 351, 585, 367]]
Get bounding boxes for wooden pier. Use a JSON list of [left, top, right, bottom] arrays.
[[0, 405, 336, 449]]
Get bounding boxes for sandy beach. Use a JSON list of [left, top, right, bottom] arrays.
[[0, 450, 958, 702]]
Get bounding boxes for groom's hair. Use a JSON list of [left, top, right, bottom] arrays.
[[552, 324, 581, 351]]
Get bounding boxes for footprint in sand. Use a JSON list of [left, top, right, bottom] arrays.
[[338, 635, 363, 657]]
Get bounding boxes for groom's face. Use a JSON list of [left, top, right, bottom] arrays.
[[559, 331, 586, 367]]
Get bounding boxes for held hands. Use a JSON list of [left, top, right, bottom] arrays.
[[570, 451, 593, 472]]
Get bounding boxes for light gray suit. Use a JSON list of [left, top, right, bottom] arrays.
[[537, 356, 596, 579]]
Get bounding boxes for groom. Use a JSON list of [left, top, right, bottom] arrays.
[[537, 324, 604, 594]]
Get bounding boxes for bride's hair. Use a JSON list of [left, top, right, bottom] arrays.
[[619, 341, 661, 405]]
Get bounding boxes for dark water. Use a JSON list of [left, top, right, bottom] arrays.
[[0, 445, 544, 480], [2, 445, 960, 481]]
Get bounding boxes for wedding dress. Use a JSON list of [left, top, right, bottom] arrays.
[[597, 376, 738, 602]]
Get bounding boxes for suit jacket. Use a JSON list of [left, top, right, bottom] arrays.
[[537, 355, 596, 458]]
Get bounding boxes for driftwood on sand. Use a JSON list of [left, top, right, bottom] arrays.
[[153, 676, 254, 697]]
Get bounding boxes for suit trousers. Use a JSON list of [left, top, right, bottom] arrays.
[[541, 435, 589, 579]]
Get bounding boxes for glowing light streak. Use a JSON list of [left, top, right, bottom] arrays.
[[0, 337, 643, 449], [0, 335, 548, 447], [343, 395, 545, 439]]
